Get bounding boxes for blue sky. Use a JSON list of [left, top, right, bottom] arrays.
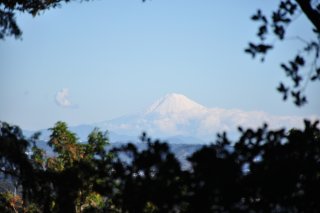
[[1, 0, 319, 130]]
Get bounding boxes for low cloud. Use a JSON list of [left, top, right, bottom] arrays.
[[98, 108, 317, 141], [96, 93, 319, 141], [55, 88, 72, 107]]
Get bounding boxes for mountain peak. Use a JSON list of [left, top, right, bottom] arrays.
[[145, 93, 206, 115]]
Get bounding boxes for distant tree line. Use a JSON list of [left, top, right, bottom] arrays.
[[0, 120, 319, 213]]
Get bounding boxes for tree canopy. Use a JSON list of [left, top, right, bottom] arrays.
[[1, 120, 320, 212], [1, 1, 320, 212]]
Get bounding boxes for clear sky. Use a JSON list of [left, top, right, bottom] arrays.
[[1, 0, 319, 130]]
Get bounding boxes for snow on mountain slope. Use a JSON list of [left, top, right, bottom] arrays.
[[145, 93, 207, 115], [25, 93, 317, 143], [96, 93, 314, 142]]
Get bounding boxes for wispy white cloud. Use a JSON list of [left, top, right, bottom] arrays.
[[97, 94, 319, 141], [55, 88, 72, 107], [98, 107, 317, 141]]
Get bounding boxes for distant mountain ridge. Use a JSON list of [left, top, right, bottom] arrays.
[[24, 93, 317, 144], [96, 93, 313, 142]]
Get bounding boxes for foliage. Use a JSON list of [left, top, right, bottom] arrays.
[[0, 121, 112, 212], [0, 0, 147, 39], [1, 1, 319, 106], [246, 0, 320, 106], [1, 1, 319, 212], [1, 120, 320, 212], [0, 0, 82, 39]]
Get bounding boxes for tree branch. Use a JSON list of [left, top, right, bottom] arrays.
[[296, 0, 320, 31]]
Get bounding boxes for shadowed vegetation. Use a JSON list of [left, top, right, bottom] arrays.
[[1, 1, 320, 212], [1, 120, 319, 212]]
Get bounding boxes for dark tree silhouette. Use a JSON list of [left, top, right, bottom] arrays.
[[1, 120, 319, 212], [109, 134, 188, 213], [1, 1, 320, 212], [0, 121, 114, 212], [246, 0, 320, 106], [0, 0, 94, 39]]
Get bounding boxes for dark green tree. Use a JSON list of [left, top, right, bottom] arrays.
[[1, 120, 320, 212], [0, 121, 113, 213], [1, 2, 320, 212], [109, 133, 188, 213]]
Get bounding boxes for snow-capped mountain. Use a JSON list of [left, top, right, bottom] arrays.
[[145, 93, 206, 115], [97, 93, 207, 139], [96, 93, 313, 143], [25, 93, 317, 144]]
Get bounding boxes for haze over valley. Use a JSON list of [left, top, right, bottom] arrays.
[[25, 93, 317, 144]]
